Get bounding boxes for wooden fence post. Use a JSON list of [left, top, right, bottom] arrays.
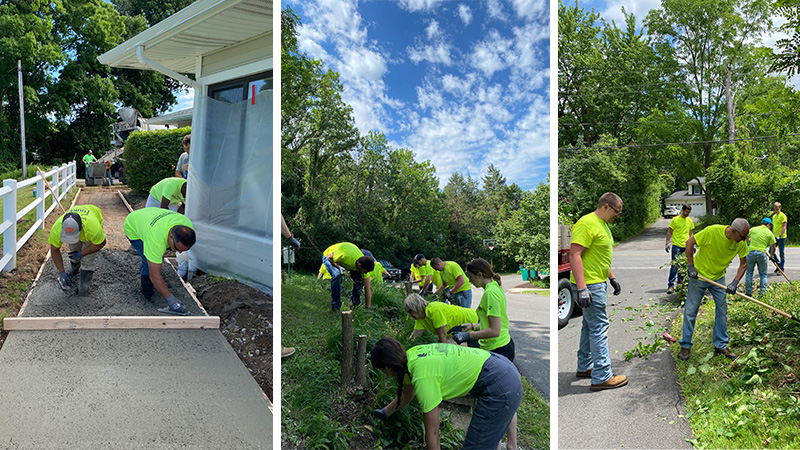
[[356, 334, 367, 386], [342, 310, 353, 388], [404, 281, 412, 296]]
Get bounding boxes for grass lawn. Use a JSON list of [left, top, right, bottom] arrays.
[[671, 281, 800, 449], [0, 183, 70, 245], [281, 273, 550, 449]]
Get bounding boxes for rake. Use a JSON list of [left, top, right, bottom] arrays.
[[699, 275, 800, 323]]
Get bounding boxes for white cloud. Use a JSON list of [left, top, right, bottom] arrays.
[[397, 0, 444, 12], [457, 4, 472, 26], [600, 0, 661, 28], [340, 47, 387, 81], [426, 20, 442, 39], [471, 30, 512, 78], [166, 88, 194, 114], [487, 0, 506, 20], [408, 19, 454, 65], [510, 0, 547, 21]]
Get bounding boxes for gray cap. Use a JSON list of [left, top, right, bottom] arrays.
[[60, 213, 82, 244]]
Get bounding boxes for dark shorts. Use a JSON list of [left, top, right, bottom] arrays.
[[463, 353, 522, 450], [489, 337, 515, 362]]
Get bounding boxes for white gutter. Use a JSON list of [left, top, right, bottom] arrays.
[[136, 46, 200, 89]]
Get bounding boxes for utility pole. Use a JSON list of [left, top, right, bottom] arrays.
[[18, 60, 26, 178]]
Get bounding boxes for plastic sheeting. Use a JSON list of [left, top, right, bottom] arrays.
[[184, 90, 271, 290]]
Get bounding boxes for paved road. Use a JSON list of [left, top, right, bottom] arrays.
[[500, 275, 550, 401]]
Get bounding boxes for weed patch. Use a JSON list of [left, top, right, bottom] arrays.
[[672, 281, 800, 449]]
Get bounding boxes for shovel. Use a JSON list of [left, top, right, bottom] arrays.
[[769, 255, 791, 283], [699, 275, 800, 323]]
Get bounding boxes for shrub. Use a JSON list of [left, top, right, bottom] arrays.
[[123, 127, 190, 193]]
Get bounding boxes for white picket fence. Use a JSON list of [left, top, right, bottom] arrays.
[[0, 162, 77, 272]]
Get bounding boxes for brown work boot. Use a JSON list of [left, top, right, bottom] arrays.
[[576, 368, 593, 378], [715, 347, 736, 360], [678, 347, 690, 361], [590, 374, 628, 391], [281, 346, 296, 358], [666, 286, 674, 295]]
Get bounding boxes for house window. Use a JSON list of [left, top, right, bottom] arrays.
[[208, 71, 272, 103]]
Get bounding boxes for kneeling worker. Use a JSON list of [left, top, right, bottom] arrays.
[[124, 208, 196, 315], [49, 205, 106, 295]]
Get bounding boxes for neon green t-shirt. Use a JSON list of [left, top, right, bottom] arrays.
[[413, 301, 479, 336], [772, 211, 787, 239], [369, 260, 386, 284], [431, 269, 443, 288], [318, 264, 332, 280], [410, 264, 422, 282], [49, 205, 105, 247], [694, 225, 748, 280], [440, 261, 472, 293], [476, 280, 511, 351], [323, 242, 368, 278], [123, 207, 194, 264], [569, 212, 613, 285], [748, 225, 776, 253], [149, 177, 186, 204], [82, 154, 96, 164], [404, 343, 491, 413], [669, 215, 695, 247]]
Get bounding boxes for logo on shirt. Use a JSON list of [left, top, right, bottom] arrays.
[[416, 352, 428, 358]]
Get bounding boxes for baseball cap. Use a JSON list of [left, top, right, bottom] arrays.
[[61, 213, 82, 244], [413, 253, 425, 263], [88, 150, 92, 154], [762, 218, 773, 225]]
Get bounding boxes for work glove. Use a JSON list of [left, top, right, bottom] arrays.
[[372, 408, 388, 420], [165, 295, 186, 313], [665, 243, 671, 253], [58, 271, 73, 290], [446, 325, 464, 335], [609, 278, 621, 296], [68, 251, 82, 261], [289, 237, 301, 250], [726, 280, 738, 295], [769, 254, 777, 264], [687, 265, 698, 279], [452, 331, 471, 344], [576, 288, 592, 308]]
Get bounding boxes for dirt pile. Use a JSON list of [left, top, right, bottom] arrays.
[[190, 275, 272, 401]]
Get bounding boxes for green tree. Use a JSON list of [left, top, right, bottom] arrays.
[[495, 180, 549, 270]]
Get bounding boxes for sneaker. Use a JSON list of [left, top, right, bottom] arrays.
[[590, 374, 628, 391], [281, 346, 296, 358], [714, 347, 737, 360], [576, 368, 593, 378], [666, 286, 674, 294], [678, 347, 690, 361]]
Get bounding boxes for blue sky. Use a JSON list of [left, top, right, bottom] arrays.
[[283, 0, 550, 191]]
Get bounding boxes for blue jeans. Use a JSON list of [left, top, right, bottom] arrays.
[[128, 239, 148, 276], [668, 245, 686, 288], [573, 282, 612, 385], [745, 251, 768, 296], [463, 354, 522, 450], [453, 289, 472, 308], [680, 276, 729, 349], [775, 237, 786, 270], [326, 265, 363, 310]]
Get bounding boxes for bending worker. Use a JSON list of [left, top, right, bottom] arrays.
[[404, 293, 478, 343], [146, 177, 187, 213], [49, 205, 106, 296], [411, 254, 435, 294], [745, 218, 777, 297], [431, 257, 473, 307], [322, 242, 375, 311], [681, 218, 749, 361], [371, 337, 522, 450], [123, 208, 196, 315]]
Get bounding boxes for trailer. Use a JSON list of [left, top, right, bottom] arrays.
[[558, 224, 577, 329]]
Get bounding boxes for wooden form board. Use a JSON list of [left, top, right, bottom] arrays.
[[4, 315, 220, 330]]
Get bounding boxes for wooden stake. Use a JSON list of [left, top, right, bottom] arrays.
[[342, 310, 354, 388], [356, 334, 367, 386], [404, 281, 412, 296]]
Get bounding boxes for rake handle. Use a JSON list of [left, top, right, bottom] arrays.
[[698, 275, 797, 321], [769, 257, 791, 283], [37, 167, 67, 215]]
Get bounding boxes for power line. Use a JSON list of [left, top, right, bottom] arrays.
[[558, 133, 800, 151], [558, 111, 778, 127]]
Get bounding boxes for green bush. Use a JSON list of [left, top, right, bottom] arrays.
[[123, 127, 190, 193], [0, 164, 55, 182]]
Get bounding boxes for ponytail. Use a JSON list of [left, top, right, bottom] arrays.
[[370, 337, 410, 409], [466, 258, 501, 286]]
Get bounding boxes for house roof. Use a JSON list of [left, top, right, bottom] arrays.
[[666, 190, 706, 201], [146, 108, 193, 126], [97, 0, 271, 74]]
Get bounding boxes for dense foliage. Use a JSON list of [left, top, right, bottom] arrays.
[[123, 127, 189, 193], [0, 0, 192, 170], [281, 8, 547, 272]]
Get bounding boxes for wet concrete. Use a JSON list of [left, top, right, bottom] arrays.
[[0, 329, 271, 448], [22, 248, 204, 317]]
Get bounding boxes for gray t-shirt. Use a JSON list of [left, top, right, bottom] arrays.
[[176, 152, 189, 178]]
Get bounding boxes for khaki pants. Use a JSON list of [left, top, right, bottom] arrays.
[[68, 241, 98, 271]]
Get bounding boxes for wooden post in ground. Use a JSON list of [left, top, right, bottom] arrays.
[[356, 334, 367, 386], [342, 310, 354, 388], [404, 281, 412, 296]]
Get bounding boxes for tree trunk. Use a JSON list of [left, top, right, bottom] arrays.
[[726, 64, 735, 144]]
